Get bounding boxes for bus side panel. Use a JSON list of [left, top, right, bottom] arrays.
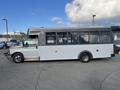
[[38, 44, 113, 61], [10, 47, 39, 60]]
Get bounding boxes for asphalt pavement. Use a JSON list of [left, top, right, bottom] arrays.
[[0, 49, 120, 90]]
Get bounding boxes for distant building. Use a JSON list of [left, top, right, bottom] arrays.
[[0, 32, 27, 41]]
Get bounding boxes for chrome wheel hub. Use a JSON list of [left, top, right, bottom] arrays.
[[15, 55, 21, 62]]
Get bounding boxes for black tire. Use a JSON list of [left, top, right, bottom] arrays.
[[79, 53, 91, 63], [12, 53, 24, 63]]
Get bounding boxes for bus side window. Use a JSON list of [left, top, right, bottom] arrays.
[[67, 32, 72, 44], [46, 32, 56, 45], [79, 36, 87, 44], [79, 32, 89, 44], [68, 32, 79, 44], [100, 31, 111, 44], [89, 32, 100, 44], [57, 32, 68, 45]]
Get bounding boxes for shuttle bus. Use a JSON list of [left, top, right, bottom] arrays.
[[9, 27, 114, 63]]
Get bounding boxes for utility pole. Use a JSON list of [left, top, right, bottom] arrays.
[[92, 15, 96, 25], [2, 18, 9, 41]]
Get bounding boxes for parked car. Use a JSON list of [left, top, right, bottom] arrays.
[[7, 39, 20, 47], [10, 39, 19, 45], [0, 41, 8, 49]]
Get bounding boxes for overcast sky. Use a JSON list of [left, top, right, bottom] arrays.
[[0, 0, 120, 33], [65, 0, 120, 26]]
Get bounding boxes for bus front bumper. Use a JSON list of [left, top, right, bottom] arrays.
[[3, 50, 12, 61]]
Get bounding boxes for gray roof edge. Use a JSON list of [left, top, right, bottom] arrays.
[[28, 26, 110, 31]]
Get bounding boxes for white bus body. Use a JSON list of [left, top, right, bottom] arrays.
[[9, 27, 114, 63], [38, 44, 113, 60]]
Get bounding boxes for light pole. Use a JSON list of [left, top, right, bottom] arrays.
[[92, 15, 96, 25], [2, 18, 9, 41]]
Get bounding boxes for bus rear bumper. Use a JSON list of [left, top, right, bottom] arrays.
[[111, 54, 115, 57]]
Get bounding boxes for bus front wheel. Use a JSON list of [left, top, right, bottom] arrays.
[[12, 53, 24, 63], [79, 53, 91, 63]]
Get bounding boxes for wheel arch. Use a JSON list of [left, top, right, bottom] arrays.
[[11, 52, 24, 58]]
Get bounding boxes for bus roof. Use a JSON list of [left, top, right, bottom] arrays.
[[28, 27, 111, 34]]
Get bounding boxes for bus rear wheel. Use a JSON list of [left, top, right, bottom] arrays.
[[79, 53, 91, 63]]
